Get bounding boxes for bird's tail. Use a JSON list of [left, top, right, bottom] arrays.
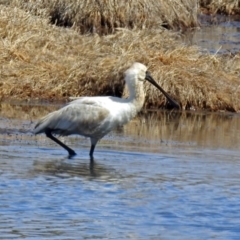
[[34, 111, 58, 135]]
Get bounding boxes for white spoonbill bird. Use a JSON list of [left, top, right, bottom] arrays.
[[34, 62, 179, 159]]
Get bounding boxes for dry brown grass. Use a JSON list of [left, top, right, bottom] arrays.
[[200, 0, 240, 15], [0, 5, 239, 112], [7, 0, 198, 34]]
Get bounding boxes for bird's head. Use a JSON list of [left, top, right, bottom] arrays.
[[124, 62, 180, 109], [124, 62, 147, 84]]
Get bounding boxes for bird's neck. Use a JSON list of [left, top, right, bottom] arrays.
[[127, 81, 145, 112]]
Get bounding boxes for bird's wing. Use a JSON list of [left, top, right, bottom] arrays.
[[34, 101, 110, 136], [69, 96, 123, 107]]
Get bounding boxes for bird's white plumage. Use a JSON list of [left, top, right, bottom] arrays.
[[34, 62, 149, 158]]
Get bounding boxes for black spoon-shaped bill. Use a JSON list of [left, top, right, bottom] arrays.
[[145, 71, 180, 109]]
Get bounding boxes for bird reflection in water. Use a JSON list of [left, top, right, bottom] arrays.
[[32, 157, 122, 181]]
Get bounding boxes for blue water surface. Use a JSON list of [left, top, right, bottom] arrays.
[[0, 106, 240, 239], [0, 143, 240, 240]]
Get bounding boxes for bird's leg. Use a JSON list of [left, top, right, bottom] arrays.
[[45, 128, 76, 158], [89, 144, 95, 161], [89, 138, 99, 161]]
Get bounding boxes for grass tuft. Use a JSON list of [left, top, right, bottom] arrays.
[[7, 0, 198, 34], [0, 5, 239, 112], [200, 0, 240, 15]]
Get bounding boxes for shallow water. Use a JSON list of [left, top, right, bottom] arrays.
[[0, 103, 240, 239], [184, 16, 240, 54]]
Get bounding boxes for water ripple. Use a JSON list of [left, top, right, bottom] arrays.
[[0, 107, 240, 239]]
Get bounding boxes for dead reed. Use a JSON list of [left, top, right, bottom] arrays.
[[200, 0, 240, 15], [8, 0, 198, 34], [0, 6, 239, 112]]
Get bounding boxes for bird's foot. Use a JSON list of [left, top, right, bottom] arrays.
[[90, 155, 94, 162], [68, 150, 77, 159]]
